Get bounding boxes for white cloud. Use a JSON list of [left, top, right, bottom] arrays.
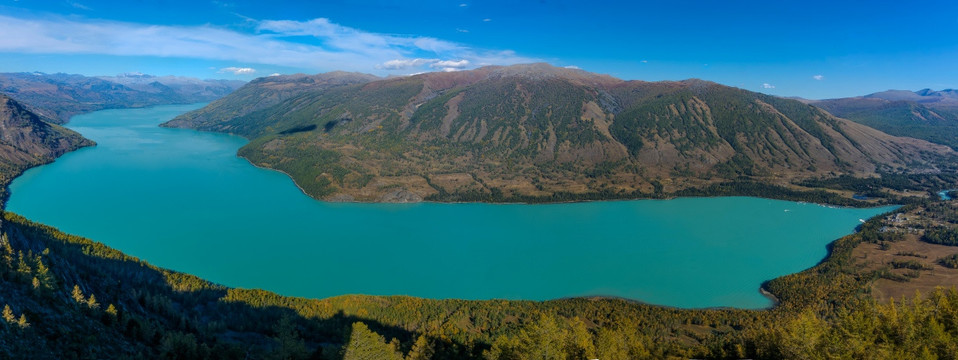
[[813, 74, 824, 81], [762, 83, 776, 89], [432, 59, 470, 69], [459, 3, 468, 6], [456, 28, 469, 33], [218, 67, 256, 75], [268, 73, 281, 76], [564, 65, 580, 69], [0, 15, 537, 75], [641, 60, 648, 63], [379, 58, 438, 70], [379, 58, 472, 71], [483, 18, 492, 22]]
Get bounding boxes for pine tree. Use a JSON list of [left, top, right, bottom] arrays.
[[87, 294, 100, 310], [405, 335, 434, 360], [34, 257, 55, 292], [0, 233, 13, 274], [72, 284, 85, 304], [2, 304, 15, 323], [17, 314, 29, 329], [342, 322, 404, 360], [269, 316, 308, 360], [16, 251, 32, 281], [565, 317, 596, 359]]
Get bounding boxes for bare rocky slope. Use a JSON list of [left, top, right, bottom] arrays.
[[164, 63, 954, 202]]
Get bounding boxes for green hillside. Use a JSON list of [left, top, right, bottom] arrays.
[[161, 72, 379, 131], [811, 97, 958, 150], [165, 64, 954, 203]]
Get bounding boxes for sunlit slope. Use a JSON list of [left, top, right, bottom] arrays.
[[166, 63, 953, 202]]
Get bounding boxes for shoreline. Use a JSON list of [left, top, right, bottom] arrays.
[[235, 155, 894, 209], [0, 104, 919, 314]]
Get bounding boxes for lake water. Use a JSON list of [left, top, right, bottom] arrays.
[[6, 104, 897, 309], [940, 190, 955, 201]]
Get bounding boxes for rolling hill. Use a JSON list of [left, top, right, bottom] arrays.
[[161, 72, 379, 131], [807, 91, 958, 150], [163, 63, 954, 202]]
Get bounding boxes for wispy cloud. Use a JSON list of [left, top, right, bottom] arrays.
[[813, 74, 824, 80], [564, 65, 580, 69], [762, 83, 776, 89], [378, 58, 473, 72], [379, 58, 437, 70], [431, 59, 470, 72], [483, 18, 492, 22], [219, 67, 256, 75], [0, 15, 536, 75], [433, 60, 469, 68], [66, 1, 91, 10]]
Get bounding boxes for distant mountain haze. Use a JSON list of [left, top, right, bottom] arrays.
[[0, 72, 244, 124]]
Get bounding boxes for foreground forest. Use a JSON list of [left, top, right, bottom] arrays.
[[2, 198, 958, 359]]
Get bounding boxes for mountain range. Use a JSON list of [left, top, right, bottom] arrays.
[[803, 89, 958, 150], [164, 63, 953, 202], [1, 64, 957, 358], [0, 72, 244, 124]]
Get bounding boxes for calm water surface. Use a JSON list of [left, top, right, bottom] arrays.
[[7, 104, 897, 309]]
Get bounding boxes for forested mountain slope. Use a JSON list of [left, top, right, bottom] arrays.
[[808, 94, 958, 150], [165, 63, 954, 202]]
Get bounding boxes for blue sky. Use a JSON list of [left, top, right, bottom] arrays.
[[0, 0, 956, 99]]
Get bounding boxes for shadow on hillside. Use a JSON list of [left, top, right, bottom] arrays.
[[2, 212, 477, 358]]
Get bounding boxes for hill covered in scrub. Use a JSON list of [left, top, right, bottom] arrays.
[[162, 72, 380, 131], [164, 63, 953, 202], [805, 91, 958, 151], [0, 94, 93, 199]]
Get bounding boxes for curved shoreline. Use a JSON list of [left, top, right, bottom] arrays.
[[0, 103, 910, 312]]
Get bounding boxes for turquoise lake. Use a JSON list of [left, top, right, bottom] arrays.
[[6, 104, 898, 309]]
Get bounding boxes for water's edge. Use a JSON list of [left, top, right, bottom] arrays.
[[4, 103, 899, 309]]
